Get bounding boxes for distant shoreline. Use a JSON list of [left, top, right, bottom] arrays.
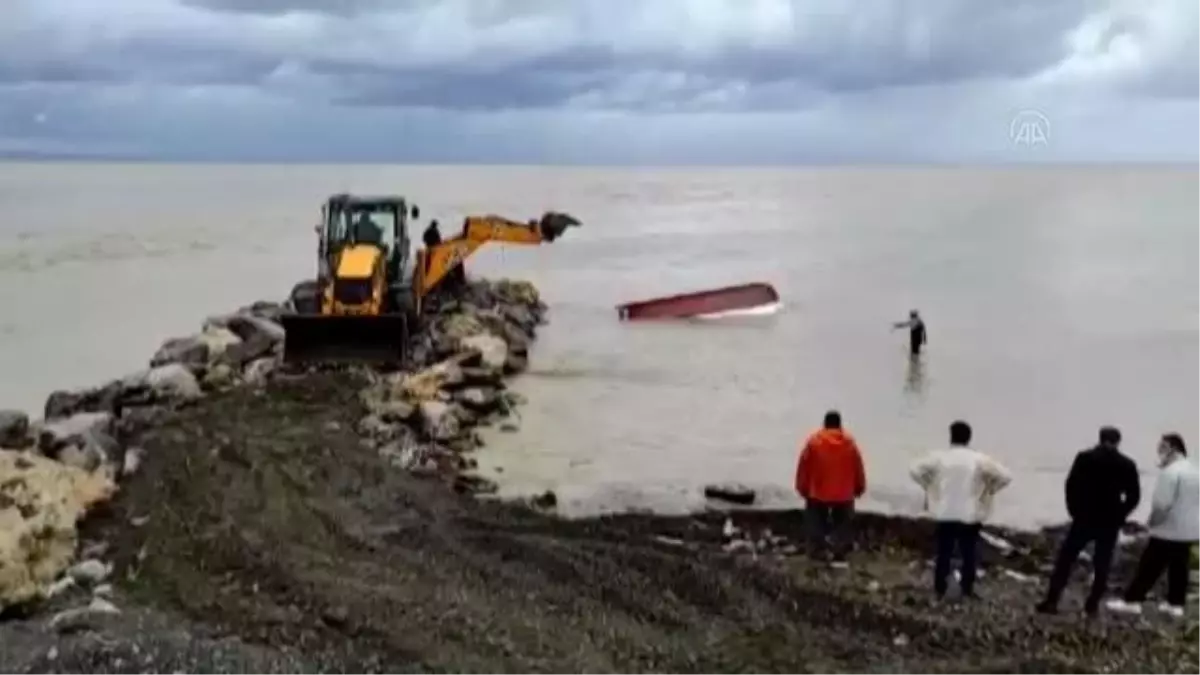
[[2, 155, 1195, 169]]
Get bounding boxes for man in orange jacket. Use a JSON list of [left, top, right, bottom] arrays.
[[796, 410, 867, 567]]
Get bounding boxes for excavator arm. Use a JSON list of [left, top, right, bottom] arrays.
[[415, 211, 580, 297]]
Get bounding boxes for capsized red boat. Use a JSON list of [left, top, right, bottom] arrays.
[[616, 282, 780, 321]]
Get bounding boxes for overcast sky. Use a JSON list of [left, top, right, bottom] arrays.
[[1, 0, 1196, 163]]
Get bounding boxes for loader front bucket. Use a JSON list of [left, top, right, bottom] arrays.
[[280, 313, 409, 365]]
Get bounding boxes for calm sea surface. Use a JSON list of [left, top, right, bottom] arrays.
[[1, 162, 1195, 528]]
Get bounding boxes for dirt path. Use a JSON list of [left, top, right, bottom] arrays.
[[3, 370, 1196, 673]]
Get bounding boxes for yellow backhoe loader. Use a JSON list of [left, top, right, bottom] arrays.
[[280, 193, 580, 365]]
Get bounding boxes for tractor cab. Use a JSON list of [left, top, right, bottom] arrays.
[[318, 194, 420, 285]]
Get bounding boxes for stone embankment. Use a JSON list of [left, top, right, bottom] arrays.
[[0, 278, 545, 617], [0, 277, 1195, 674]]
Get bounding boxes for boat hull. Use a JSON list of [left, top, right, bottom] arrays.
[[616, 282, 780, 321]]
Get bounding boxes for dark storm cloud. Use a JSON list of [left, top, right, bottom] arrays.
[[271, 0, 1097, 112], [1, 0, 1196, 162], [183, 0, 559, 20], [0, 0, 1115, 112], [179, 0, 404, 17]]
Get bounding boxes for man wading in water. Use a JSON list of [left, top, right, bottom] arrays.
[[893, 310, 927, 356]]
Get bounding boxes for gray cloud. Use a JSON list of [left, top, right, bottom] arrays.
[[0, 0, 1195, 162], [3, 0, 1175, 112]]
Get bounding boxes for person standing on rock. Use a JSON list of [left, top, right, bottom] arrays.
[[421, 219, 443, 294], [422, 219, 442, 271], [910, 420, 1012, 600], [795, 410, 867, 568], [1036, 426, 1141, 616], [1106, 433, 1199, 619]]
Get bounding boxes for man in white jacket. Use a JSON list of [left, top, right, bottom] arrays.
[[1106, 433, 1200, 618], [910, 420, 1013, 599]]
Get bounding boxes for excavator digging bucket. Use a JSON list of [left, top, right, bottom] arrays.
[[537, 212, 582, 242], [280, 313, 409, 365]]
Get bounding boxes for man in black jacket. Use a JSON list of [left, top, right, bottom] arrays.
[[1036, 426, 1141, 616]]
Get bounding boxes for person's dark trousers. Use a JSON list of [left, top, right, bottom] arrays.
[[805, 500, 854, 562], [934, 521, 982, 598], [1123, 538, 1194, 607], [1039, 522, 1120, 613]]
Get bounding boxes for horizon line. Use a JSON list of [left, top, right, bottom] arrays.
[[1, 156, 1196, 170]]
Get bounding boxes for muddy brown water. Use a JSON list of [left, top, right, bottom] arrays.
[[52, 370, 1195, 674], [2, 164, 1196, 529]]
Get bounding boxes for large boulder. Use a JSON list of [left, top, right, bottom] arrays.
[[0, 450, 117, 612], [37, 412, 113, 454], [149, 336, 209, 370], [45, 363, 203, 422], [492, 279, 541, 307], [0, 410, 30, 448], [388, 360, 465, 401], [236, 300, 285, 324], [419, 401, 464, 442], [217, 333, 276, 369], [459, 334, 509, 371], [144, 363, 203, 401], [151, 324, 245, 371], [453, 387, 501, 415], [475, 310, 532, 355], [242, 357, 278, 385], [43, 381, 137, 420], [376, 425, 422, 470], [438, 312, 487, 343], [216, 313, 286, 346]]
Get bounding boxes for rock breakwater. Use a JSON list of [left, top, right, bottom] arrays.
[[0, 277, 546, 616]]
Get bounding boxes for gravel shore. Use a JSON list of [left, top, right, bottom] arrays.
[[0, 369, 1193, 673]]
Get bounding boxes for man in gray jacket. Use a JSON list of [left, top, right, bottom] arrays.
[[1106, 433, 1199, 618]]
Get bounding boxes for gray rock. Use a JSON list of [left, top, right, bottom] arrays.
[[703, 483, 757, 506], [57, 440, 109, 473], [459, 334, 509, 371], [501, 304, 539, 334], [43, 362, 202, 421], [419, 401, 462, 442], [503, 353, 529, 375], [243, 357, 277, 385], [356, 415, 404, 444], [145, 364, 203, 401], [221, 314, 286, 346], [0, 409, 30, 447], [475, 310, 532, 355], [48, 597, 120, 634], [202, 363, 238, 390], [459, 366, 504, 387], [150, 336, 209, 370], [122, 447, 145, 477], [197, 326, 243, 360], [68, 559, 112, 585], [38, 412, 113, 453], [372, 399, 417, 424], [243, 300, 285, 323], [43, 381, 132, 420], [44, 576, 76, 599], [377, 432, 421, 470], [218, 333, 275, 369], [453, 387, 500, 414]]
